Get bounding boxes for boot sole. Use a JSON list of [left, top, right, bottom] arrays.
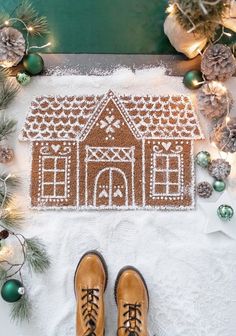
[[74, 250, 108, 297], [114, 265, 150, 309]]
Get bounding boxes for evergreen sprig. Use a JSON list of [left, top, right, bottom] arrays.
[[16, 0, 49, 36], [0, 207, 24, 230], [0, 80, 19, 111], [25, 237, 50, 273], [0, 12, 9, 27], [0, 266, 7, 286], [10, 294, 31, 322], [0, 68, 9, 84], [170, 0, 230, 39], [0, 119, 17, 142], [1, 173, 21, 188]]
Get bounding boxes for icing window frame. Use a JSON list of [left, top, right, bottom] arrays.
[[151, 153, 181, 197], [41, 156, 67, 199]]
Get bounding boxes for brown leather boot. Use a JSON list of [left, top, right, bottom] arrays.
[[74, 251, 108, 336], [115, 266, 149, 336]]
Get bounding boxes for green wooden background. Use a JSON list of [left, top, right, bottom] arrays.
[[2, 0, 176, 54]]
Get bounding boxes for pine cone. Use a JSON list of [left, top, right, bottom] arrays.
[[201, 44, 236, 81], [0, 146, 14, 163], [0, 27, 25, 68], [197, 181, 213, 198], [198, 82, 233, 121], [208, 159, 231, 180], [0, 230, 9, 240], [211, 117, 236, 153]]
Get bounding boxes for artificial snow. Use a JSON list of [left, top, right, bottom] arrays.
[[1, 68, 236, 336]]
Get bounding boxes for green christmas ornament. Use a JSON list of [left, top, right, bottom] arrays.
[[23, 53, 44, 75], [196, 151, 211, 168], [183, 70, 204, 90], [217, 204, 234, 221], [213, 180, 226, 192], [16, 71, 31, 86], [1, 279, 25, 303]]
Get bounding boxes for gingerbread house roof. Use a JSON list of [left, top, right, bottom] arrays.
[[20, 91, 204, 141]]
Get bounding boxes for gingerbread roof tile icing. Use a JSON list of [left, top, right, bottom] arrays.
[[20, 90, 204, 210], [20, 91, 203, 141]]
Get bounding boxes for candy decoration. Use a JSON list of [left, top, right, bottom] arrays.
[[196, 151, 211, 168], [16, 71, 31, 86], [217, 204, 234, 221], [183, 70, 204, 90], [23, 53, 44, 75], [1, 279, 25, 303], [213, 180, 226, 193]]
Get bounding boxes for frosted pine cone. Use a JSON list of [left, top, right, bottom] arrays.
[[0, 27, 25, 68], [208, 159, 231, 180], [198, 82, 233, 121], [201, 44, 236, 81], [197, 182, 213, 198], [211, 117, 236, 153], [0, 146, 14, 163]]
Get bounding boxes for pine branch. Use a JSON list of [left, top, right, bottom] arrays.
[[0, 67, 9, 84], [0, 207, 24, 230], [25, 237, 50, 273], [0, 13, 9, 27], [0, 119, 17, 142], [10, 295, 31, 322], [3, 174, 21, 189], [0, 81, 19, 111], [0, 266, 7, 286], [16, 0, 49, 36], [0, 191, 14, 208], [171, 0, 230, 39], [27, 16, 49, 36]]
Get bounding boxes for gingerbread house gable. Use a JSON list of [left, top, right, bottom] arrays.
[[20, 91, 204, 210]]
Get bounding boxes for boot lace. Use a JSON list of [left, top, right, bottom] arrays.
[[81, 288, 99, 336], [118, 303, 142, 336]]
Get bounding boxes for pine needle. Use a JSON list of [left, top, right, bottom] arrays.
[[25, 237, 50, 273], [16, 0, 49, 36], [0, 267, 7, 286], [4, 174, 21, 189], [27, 16, 49, 36], [0, 119, 17, 141], [0, 81, 19, 111], [0, 191, 14, 208], [0, 67, 9, 84], [0, 13, 9, 27], [10, 295, 31, 322], [0, 206, 24, 230]]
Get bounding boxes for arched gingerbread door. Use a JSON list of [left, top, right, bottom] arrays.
[[94, 167, 128, 208]]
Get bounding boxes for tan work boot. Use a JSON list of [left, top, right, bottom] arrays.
[[74, 251, 108, 336], [115, 266, 149, 336]]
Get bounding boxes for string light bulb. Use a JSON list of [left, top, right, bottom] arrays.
[[27, 26, 33, 32], [4, 20, 9, 26], [166, 4, 175, 13]]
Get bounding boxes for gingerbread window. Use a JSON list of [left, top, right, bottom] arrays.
[[41, 156, 67, 199], [152, 154, 181, 196]]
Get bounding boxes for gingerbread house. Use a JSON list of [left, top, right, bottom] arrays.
[[20, 90, 204, 210]]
